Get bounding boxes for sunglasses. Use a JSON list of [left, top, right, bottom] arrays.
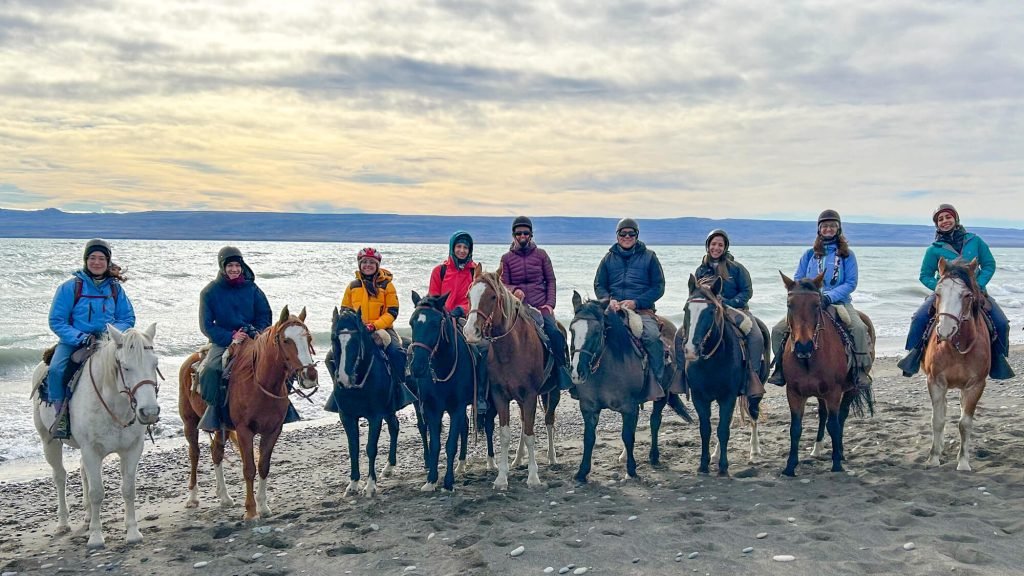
[[513, 231, 532, 237], [617, 231, 638, 238]]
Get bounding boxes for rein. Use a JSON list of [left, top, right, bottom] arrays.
[[685, 296, 725, 359], [334, 325, 378, 388], [467, 279, 523, 342], [571, 315, 606, 384], [252, 320, 319, 401], [935, 284, 981, 355], [88, 344, 163, 433], [409, 307, 461, 383]]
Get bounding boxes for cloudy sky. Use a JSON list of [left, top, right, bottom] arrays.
[[0, 0, 1021, 225]]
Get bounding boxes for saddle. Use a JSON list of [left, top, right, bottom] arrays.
[[38, 342, 98, 403], [619, 308, 678, 399]]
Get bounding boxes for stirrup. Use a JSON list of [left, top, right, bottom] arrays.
[[50, 409, 71, 439]]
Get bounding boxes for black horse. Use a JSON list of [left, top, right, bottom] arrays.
[[679, 275, 768, 476], [325, 306, 411, 498], [569, 291, 692, 483], [409, 291, 494, 491]]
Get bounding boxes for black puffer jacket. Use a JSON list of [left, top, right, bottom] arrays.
[[694, 252, 753, 309], [593, 241, 665, 311]]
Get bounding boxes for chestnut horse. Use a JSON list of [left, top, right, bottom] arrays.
[[922, 257, 991, 471], [464, 264, 560, 490], [179, 306, 318, 520], [779, 273, 875, 476]]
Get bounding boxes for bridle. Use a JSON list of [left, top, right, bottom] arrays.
[[934, 277, 980, 355], [334, 313, 378, 389], [683, 293, 726, 359], [466, 279, 521, 342], [88, 342, 164, 430], [249, 319, 319, 401], [786, 289, 827, 355], [570, 312, 606, 384], [409, 305, 461, 383]]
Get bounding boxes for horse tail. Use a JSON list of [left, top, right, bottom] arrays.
[[847, 383, 875, 418], [667, 393, 694, 423]]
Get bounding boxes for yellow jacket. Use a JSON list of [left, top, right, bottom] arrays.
[[341, 268, 399, 330]]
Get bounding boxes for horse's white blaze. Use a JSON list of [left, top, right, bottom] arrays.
[[684, 302, 709, 359], [525, 435, 541, 488], [214, 463, 233, 507], [336, 333, 352, 386], [569, 320, 589, 383], [464, 283, 488, 343], [934, 278, 966, 340], [283, 325, 317, 388]]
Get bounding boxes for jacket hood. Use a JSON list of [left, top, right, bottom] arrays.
[[448, 230, 475, 269]]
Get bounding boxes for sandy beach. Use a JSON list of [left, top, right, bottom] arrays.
[[2, 353, 1024, 576]]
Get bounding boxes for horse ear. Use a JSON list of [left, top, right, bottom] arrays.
[[711, 276, 723, 295], [473, 265, 483, 279], [688, 274, 697, 293], [298, 306, 307, 321], [278, 305, 290, 324], [412, 290, 421, 306], [332, 307, 339, 322], [813, 272, 825, 289], [143, 322, 157, 340], [780, 271, 795, 291], [937, 257, 947, 275], [967, 257, 978, 273], [438, 292, 451, 308], [107, 323, 124, 347], [572, 290, 583, 313]]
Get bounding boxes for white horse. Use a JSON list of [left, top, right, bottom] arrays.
[[32, 323, 162, 549]]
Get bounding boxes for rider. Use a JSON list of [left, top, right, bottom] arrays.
[[768, 210, 873, 388], [47, 239, 136, 439], [897, 204, 1014, 379], [692, 229, 766, 415], [198, 247, 275, 432], [428, 231, 489, 416], [341, 247, 408, 391], [594, 218, 667, 388], [500, 216, 573, 391]]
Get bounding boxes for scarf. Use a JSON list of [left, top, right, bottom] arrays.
[[935, 225, 967, 254], [816, 237, 842, 286]]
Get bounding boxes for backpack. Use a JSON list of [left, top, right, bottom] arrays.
[[69, 278, 120, 323]]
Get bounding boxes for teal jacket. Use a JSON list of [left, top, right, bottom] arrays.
[[919, 232, 996, 291]]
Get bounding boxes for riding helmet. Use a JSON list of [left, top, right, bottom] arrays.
[[705, 229, 730, 252], [511, 216, 533, 233], [932, 203, 960, 226], [83, 238, 111, 264], [357, 247, 383, 263]]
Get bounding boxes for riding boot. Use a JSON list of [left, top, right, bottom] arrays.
[[474, 343, 489, 415], [897, 345, 923, 377], [50, 400, 71, 439], [198, 404, 222, 432], [852, 353, 873, 388], [990, 353, 1015, 380], [747, 370, 764, 420], [557, 364, 573, 391], [767, 358, 786, 386], [644, 337, 666, 385]]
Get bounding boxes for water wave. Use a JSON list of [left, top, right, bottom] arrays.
[[0, 348, 44, 371]]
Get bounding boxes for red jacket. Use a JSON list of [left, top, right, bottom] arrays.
[[428, 257, 477, 314]]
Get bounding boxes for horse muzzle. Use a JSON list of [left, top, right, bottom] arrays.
[[137, 405, 161, 425], [298, 366, 319, 388], [793, 340, 814, 360]]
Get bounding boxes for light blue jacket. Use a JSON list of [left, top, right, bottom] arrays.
[[794, 243, 858, 304], [919, 232, 995, 291], [48, 270, 136, 346]]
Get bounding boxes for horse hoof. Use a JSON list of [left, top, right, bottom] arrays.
[[956, 462, 972, 472], [185, 499, 199, 509], [698, 467, 710, 475], [219, 496, 235, 508], [781, 468, 796, 477], [86, 536, 105, 549], [420, 482, 437, 492], [493, 480, 509, 491], [382, 463, 394, 477], [718, 470, 730, 478], [526, 477, 543, 489], [259, 506, 272, 517], [454, 460, 466, 475], [574, 476, 588, 485], [126, 532, 143, 545], [926, 457, 941, 468], [443, 483, 456, 492]]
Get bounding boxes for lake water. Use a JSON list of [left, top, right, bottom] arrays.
[[2, 238, 1023, 466]]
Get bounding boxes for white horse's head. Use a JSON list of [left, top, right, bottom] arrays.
[[107, 323, 161, 425]]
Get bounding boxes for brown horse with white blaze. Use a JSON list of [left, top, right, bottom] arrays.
[[464, 264, 559, 490], [922, 257, 991, 471], [179, 306, 318, 520]]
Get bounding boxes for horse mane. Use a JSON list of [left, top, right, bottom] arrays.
[[793, 277, 821, 294], [940, 258, 985, 312], [93, 328, 153, 381], [603, 308, 636, 359], [478, 271, 519, 324]]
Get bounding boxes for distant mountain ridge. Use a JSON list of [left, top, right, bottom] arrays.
[[3, 208, 1024, 247]]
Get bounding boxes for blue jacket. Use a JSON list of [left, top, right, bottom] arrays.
[[919, 232, 995, 291], [49, 270, 136, 346], [794, 244, 858, 304], [594, 241, 665, 311], [199, 273, 272, 347], [694, 253, 753, 309]]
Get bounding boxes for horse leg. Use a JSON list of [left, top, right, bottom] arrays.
[[256, 428, 282, 517], [717, 396, 736, 476], [749, 416, 761, 463], [545, 391, 559, 465], [454, 408, 468, 475], [443, 409, 466, 491], [81, 448, 106, 548], [41, 432, 70, 535], [810, 402, 827, 458], [340, 415, 362, 495], [783, 394, 807, 477], [575, 409, 600, 484], [649, 397, 666, 466], [422, 409, 443, 492], [119, 439, 144, 544], [694, 398, 713, 474], [494, 403, 512, 490], [512, 424, 528, 468], [485, 409, 497, 472], [825, 405, 844, 472], [184, 414, 201, 508], [365, 417, 384, 497], [212, 432, 234, 507], [958, 382, 984, 472], [621, 408, 640, 479], [236, 427, 259, 521], [383, 413, 399, 477], [522, 398, 542, 488], [415, 401, 429, 471], [927, 380, 947, 467]]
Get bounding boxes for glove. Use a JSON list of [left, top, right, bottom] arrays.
[[81, 334, 96, 348], [821, 294, 833, 307], [451, 307, 466, 319], [365, 323, 376, 332]]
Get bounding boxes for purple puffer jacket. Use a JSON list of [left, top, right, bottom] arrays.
[[500, 241, 556, 312]]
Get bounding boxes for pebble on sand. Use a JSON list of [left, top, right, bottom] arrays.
[[786, 517, 796, 523], [628, 515, 638, 521], [559, 567, 570, 574], [773, 555, 796, 562], [688, 552, 699, 559], [510, 546, 525, 557], [904, 542, 916, 551], [743, 547, 754, 553], [544, 568, 554, 574], [252, 553, 264, 560], [404, 567, 416, 572], [193, 561, 209, 568], [573, 568, 589, 575], [756, 532, 768, 539]]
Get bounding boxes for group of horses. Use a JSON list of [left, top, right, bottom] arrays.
[[29, 257, 994, 548]]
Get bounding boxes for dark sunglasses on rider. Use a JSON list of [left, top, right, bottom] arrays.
[[513, 230, 532, 237], [617, 230, 638, 238]]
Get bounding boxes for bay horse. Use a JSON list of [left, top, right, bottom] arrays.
[[32, 323, 161, 548], [464, 264, 560, 490], [680, 275, 766, 476], [179, 306, 318, 520], [922, 257, 991, 471], [325, 306, 407, 497], [569, 292, 692, 483], [779, 272, 875, 476], [408, 291, 480, 491]]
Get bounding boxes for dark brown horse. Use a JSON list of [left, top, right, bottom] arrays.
[[779, 273, 874, 476], [179, 306, 318, 520], [922, 257, 991, 471], [464, 264, 559, 490]]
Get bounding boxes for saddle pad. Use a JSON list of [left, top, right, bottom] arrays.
[[725, 306, 753, 335], [620, 308, 644, 339]]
